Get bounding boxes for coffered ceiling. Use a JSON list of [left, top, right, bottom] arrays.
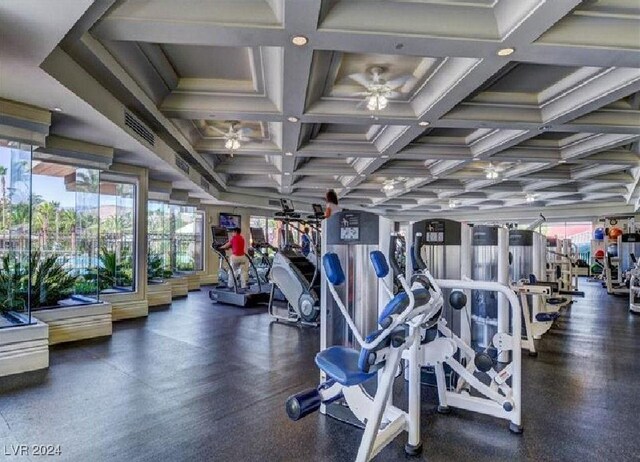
[[46, 0, 640, 217]]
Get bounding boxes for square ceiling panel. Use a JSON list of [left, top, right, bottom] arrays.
[[193, 120, 269, 141], [162, 45, 253, 81], [485, 64, 580, 94], [328, 52, 439, 100]]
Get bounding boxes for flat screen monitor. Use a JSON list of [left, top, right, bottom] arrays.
[[312, 203, 324, 216], [280, 198, 294, 213], [219, 213, 241, 230], [250, 227, 266, 245], [211, 226, 230, 246]]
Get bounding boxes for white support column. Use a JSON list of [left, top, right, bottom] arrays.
[[497, 227, 509, 363]]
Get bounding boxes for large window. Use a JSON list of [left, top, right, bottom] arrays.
[[30, 161, 101, 306], [541, 221, 593, 260], [148, 201, 171, 281], [148, 203, 204, 278], [99, 179, 136, 292], [0, 140, 32, 328], [171, 205, 203, 273]]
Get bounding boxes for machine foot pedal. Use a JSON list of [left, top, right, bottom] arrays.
[[509, 423, 524, 434], [528, 351, 538, 357], [404, 442, 422, 456], [437, 405, 451, 415]]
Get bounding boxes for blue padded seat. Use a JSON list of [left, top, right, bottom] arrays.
[[378, 288, 430, 328], [546, 297, 566, 305], [315, 346, 377, 386], [536, 312, 560, 322]]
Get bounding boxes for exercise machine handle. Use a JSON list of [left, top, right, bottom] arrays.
[[388, 234, 403, 279], [413, 233, 427, 271]]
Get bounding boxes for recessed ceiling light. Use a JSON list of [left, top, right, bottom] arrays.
[[359, 174, 366, 177], [558, 159, 567, 164], [291, 35, 308, 46], [418, 121, 429, 127], [497, 47, 515, 57], [52, 107, 63, 112], [284, 152, 293, 156], [287, 116, 299, 123], [539, 125, 551, 131], [472, 157, 481, 162], [284, 172, 291, 176], [381, 155, 390, 159]]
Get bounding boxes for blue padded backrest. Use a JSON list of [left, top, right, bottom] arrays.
[[323, 253, 345, 286], [369, 250, 389, 278], [378, 289, 430, 328], [529, 274, 537, 284]]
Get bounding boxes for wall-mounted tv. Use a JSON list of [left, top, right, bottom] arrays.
[[219, 213, 242, 230]]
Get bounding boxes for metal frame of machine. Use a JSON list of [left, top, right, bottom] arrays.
[[287, 217, 526, 461]]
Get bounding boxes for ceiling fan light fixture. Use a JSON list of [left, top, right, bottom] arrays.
[[486, 169, 499, 180], [449, 200, 459, 209], [367, 93, 389, 111], [526, 194, 536, 203], [225, 138, 241, 151]]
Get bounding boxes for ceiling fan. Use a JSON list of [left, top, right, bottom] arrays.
[[348, 66, 413, 111], [209, 121, 253, 155], [484, 162, 508, 180]]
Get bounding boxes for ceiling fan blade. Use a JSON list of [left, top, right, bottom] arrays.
[[237, 127, 253, 137], [385, 75, 411, 90], [209, 126, 228, 136], [355, 99, 368, 110], [348, 72, 372, 87]]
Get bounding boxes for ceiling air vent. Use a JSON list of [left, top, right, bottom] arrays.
[[268, 199, 281, 207], [200, 177, 210, 191], [175, 155, 190, 174], [124, 111, 155, 146]]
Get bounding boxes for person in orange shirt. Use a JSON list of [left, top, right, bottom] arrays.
[[218, 227, 248, 289], [324, 189, 342, 218]]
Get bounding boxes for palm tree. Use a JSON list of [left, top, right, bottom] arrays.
[[35, 201, 58, 249]]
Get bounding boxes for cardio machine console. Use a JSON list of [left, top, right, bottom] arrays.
[[211, 225, 230, 249], [250, 227, 267, 246]]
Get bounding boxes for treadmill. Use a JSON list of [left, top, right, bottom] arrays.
[[209, 225, 270, 307]]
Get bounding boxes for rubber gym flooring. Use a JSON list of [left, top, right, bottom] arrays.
[[0, 280, 638, 461]]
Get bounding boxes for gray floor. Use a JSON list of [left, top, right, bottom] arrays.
[[0, 281, 638, 461]]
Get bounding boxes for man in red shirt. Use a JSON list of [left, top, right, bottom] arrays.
[[218, 227, 248, 289]]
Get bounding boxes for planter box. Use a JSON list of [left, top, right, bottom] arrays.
[[199, 273, 216, 285], [111, 299, 149, 321], [148, 281, 172, 307], [33, 302, 112, 345], [169, 276, 188, 299], [185, 273, 201, 291], [0, 320, 49, 378]]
